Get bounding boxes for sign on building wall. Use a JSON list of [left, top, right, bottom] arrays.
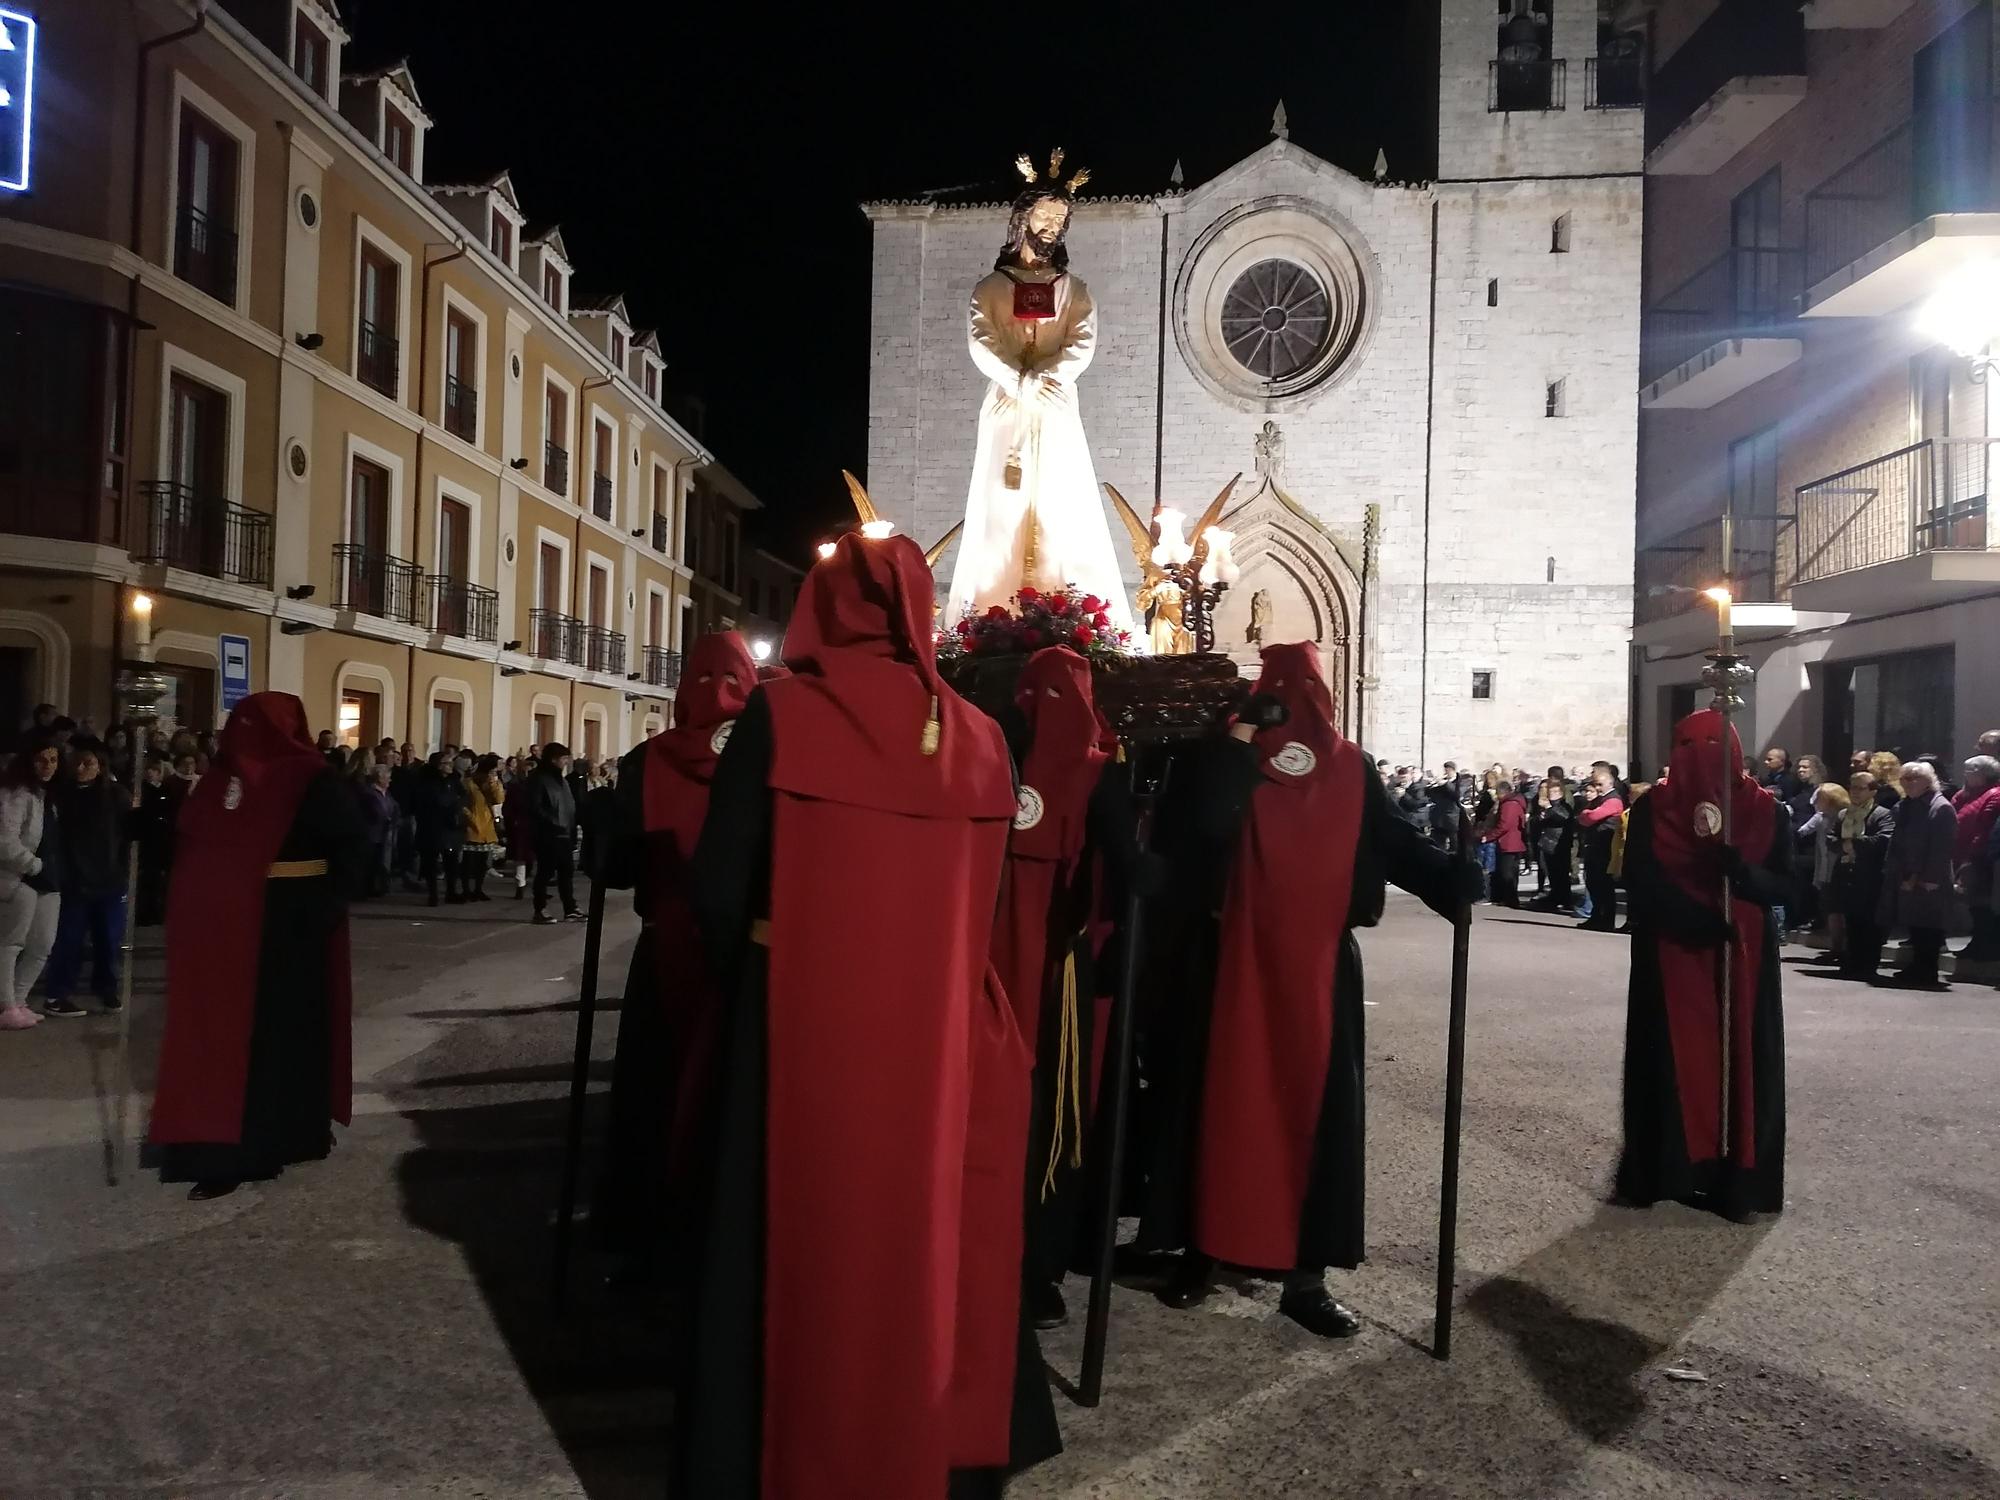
[[0, 9, 36, 194], [219, 633, 252, 712]]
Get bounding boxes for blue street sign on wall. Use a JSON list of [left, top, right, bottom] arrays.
[[0, 9, 36, 194], [220, 633, 252, 713]]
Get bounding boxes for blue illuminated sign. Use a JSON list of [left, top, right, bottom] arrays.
[[0, 8, 34, 194]]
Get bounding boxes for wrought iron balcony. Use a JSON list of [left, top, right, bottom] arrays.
[[358, 319, 399, 398], [1640, 246, 1803, 387], [1635, 515, 1785, 626], [582, 624, 627, 675], [133, 482, 273, 587], [1586, 54, 1644, 111], [1794, 438, 1995, 585], [333, 543, 424, 624], [443, 373, 478, 442], [641, 644, 683, 690], [173, 204, 238, 305], [651, 511, 672, 553], [530, 607, 583, 665], [1489, 58, 1565, 114], [592, 472, 613, 522], [543, 441, 569, 495], [428, 575, 499, 642]]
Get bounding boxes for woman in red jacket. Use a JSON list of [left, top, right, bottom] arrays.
[[1487, 778, 1530, 908]]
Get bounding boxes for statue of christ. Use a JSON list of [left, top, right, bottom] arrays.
[[946, 154, 1135, 636]]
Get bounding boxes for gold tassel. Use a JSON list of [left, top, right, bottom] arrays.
[[1002, 450, 1023, 490], [1041, 946, 1086, 1201], [921, 694, 941, 756]]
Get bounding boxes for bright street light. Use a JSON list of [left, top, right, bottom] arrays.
[[1913, 258, 2000, 365]]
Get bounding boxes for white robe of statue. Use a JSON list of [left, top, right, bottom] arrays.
[[946, 267, 1136, 636]]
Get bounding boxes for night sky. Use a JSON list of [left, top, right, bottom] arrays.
[[341, 1, 1434, 558]]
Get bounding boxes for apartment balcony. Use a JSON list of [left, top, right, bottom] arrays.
[[530, 607, 583, 666], [1585, 54, 1645, 111], [543, 441, 568, 496], [1802, 123, 2000, 317], [428, 575, 499, 643], [1645, 2, 1806, 176], [641, 644, 683, 690], [172, 204, 238, 305], [1792, 437, 2000, 611], [591, 472, 614, 522], [358, 319, 400, 398], [443, 374, 478, 443], [1640, 247, 1804, 408], [651, 511, 672, 554], [582, 624, 627, 676], [1801, 0, 1913, 27], [1634, 514, 1795, 649], [1488, 58, 1565, 114], [133, 482, 273, 588], [333, 543, 424, 625]]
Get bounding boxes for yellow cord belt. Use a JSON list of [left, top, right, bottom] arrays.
[[1041, 943, 1086, 1202]]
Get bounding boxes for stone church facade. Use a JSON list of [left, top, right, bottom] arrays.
[[864, 1, 1643, 767]]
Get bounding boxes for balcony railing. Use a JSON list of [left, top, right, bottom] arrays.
[[1489, 58, 1565, 113], [530, 607, 584, 665], [582, 624, 627, 675], [358, 319, 399, 397], [1640, 246, 1803, 385], [1585, 54, 1644, 111], [443, 374, 478, 442], [428, 576, 499, 642], [334, 543, 424, 624], [134, 482, 273, 587], [1635, 514, 1784, 626], [641, 644, 683, 690], [592, 472, 613, 521], [173, 204, 238, 305], [1794, 438, 1995, 585], [1645, 1, 1805, 154], [544, 441, 568, 495], [651, 511, 672, 554], [1805, 116, 2000, 288]]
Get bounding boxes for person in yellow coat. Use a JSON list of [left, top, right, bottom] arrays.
[[458, 752, 505, 901]]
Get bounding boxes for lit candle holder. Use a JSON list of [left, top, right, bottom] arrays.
[[131, 592, 154, 654], [859, 519, 895, 540], [1199, 528, 1237, 586], [1151, 508, 1192, 568], [1704, 585, 1732, 638]]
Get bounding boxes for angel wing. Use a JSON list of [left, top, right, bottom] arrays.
[[1188, 472, 1243, 568], [923, 521, 963, 569], [1102, 482, 1164, 583], [840, 470, 881, 527]]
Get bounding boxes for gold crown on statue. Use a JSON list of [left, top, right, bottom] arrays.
[[1015, 148, 1092, 197]]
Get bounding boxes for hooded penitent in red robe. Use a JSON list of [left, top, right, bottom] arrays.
[[1618, 708, 1787, 1216], [756, 533, 1028, 1498], [1192, 641, 1367, 1270], [151, 691, 352, 1146], [620, 631, 756, 1236]]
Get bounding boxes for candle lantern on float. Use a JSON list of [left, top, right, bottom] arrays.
[[1105, 474, 1244, 656]]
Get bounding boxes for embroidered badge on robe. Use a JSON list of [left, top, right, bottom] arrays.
[[223, 776, 244, 810], [1271, 742, 1317, 778], [1013, 785, 1045, 830], [710, 721, 736, 756]]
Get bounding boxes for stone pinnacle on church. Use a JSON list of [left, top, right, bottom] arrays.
[[1374, 148, 1389, 182], [1271, 100, 1289, 140], [1170, 158, 1184, 188]]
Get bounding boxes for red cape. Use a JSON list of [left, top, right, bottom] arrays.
[[758, 534, 1025, 1498], [1647, 709, 1778, 1168], [639, 631, 755, 1195], [150, 692, 352, 1145], [1194, 642, 1365, 1269]]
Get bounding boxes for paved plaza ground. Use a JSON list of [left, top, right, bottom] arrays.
[[2, 882, 1996, 1499]]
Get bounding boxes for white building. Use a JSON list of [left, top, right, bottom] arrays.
[[863, 1, 1645, 767]]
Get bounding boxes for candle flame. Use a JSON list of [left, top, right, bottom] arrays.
[[131, 593, 153, 615], [816, 541, 838, 560], [859, 519, 895, 540]]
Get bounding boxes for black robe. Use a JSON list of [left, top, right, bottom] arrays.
[[1616, 794, 1788, 1218], [1130, 740, 1459, 1272], [674, 692, 1062, 1499], [152, 771, 363, 1184]]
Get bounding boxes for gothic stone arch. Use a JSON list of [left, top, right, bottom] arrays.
[[1212, 477, 1362, 739]]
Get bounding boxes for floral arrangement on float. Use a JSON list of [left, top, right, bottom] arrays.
[[935, 584, 1136, 663]]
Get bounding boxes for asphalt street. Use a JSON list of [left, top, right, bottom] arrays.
[[2, 881, 1995, 1499]]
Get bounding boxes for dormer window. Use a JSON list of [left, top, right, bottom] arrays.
[[383, 106, 414, 174], [543, 264, 564, 313], [489, 212, 513, 267], [611, 328, 626, 368], [294, 14, 330, 96], [644, 363, 658, 402]]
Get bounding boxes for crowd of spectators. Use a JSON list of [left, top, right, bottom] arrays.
[[1379, 728, 2000, 989]]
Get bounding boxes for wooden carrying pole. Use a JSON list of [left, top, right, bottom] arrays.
[[550, 869, 608, 1310], [1431, 809, 1475, 1359]]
